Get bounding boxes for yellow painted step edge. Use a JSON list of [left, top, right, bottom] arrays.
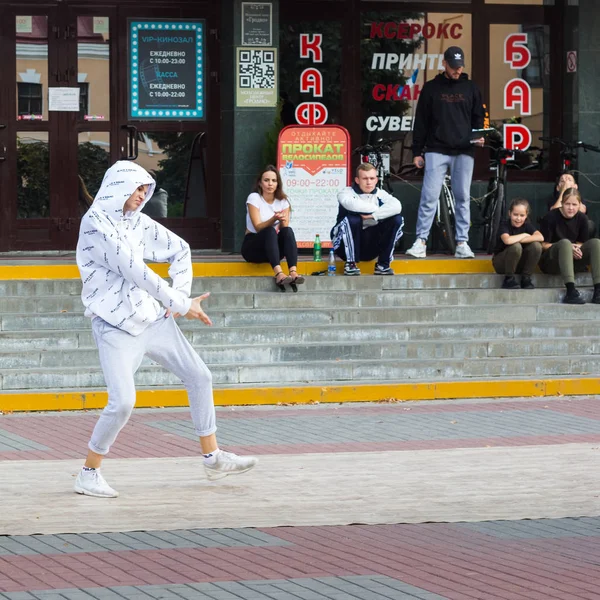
[[0, 259, 495, 281], [0, 378, 597, 413]]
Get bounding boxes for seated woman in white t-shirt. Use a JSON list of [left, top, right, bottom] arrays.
[[241, 165, 304, 289]]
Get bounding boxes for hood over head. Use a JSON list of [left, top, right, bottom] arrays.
[[92, 160, 156, 219]]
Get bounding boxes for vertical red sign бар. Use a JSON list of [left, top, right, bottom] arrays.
[[503, 33, 532, 150], [296, 34, 328, 125]]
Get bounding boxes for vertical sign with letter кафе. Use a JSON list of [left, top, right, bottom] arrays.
[[277, 31, 349, 249], [129, 21, 205, 120]]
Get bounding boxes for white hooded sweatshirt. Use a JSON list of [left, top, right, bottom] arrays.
[[76, 161, 193, 336]]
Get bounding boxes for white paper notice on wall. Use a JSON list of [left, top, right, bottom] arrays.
[[48, 87, 80, 111], [16, 16, 32, 33], [93, 16, 109, 35]]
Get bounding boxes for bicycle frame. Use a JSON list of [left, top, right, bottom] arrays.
[[437, 176, 455, 220]]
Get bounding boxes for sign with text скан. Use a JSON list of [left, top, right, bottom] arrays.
[[129, 21, 204, 120], [277, 125, 350, 248]]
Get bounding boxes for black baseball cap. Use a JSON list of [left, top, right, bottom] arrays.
[[444, 46, 465, 69]]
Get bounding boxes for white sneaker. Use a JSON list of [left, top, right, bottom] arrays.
[[406, 239, 427, 258], [74, 468, 119, 498], [204, 450, 258, 481], [455, 242, 475, 259]]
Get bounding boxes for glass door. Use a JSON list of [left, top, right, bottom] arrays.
[[69, 10, 114, 216], [115, 7, 221, 249], [0, 7, 68, 251]]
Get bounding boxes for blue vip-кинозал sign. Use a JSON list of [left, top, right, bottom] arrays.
[[129, 21, 204, 120]]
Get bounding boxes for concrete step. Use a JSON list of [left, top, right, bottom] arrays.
[[2, 354, 599, 390], [3, 302, 600, 331], [0, 288, 589, 314], [0, 273, 594, 297], [1, 320, 598, 352], [1, 337, 599, 371]]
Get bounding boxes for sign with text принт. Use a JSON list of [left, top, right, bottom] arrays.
[[277, 125, 350, 248], [129, 20, 204, 120], [241, 2, 272, 46]]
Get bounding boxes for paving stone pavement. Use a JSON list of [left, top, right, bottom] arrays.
[[1, 396, 600, 599]]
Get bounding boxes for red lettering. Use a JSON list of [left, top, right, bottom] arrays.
[[409, 23, 421, 38], [300, 68, 323, 97], [422, 23, 435, 38], [368, 22, 463, 41], [436, 23, 449, 39], [370, 22, 383, 38], [295, 102, 328, 125], [504, 124, 532, 151], [386, 85, 400, 101], [299, 34, 322, 62], [383, 23, 397, 39], [397, 23, 410, 39], [504, 79, 531, 115], [372, 84, 386, 101], [504, 33, 531, 70], [450, 24, 462, 39], [398, 84, 421, 101], [398, 85, 412, 100]]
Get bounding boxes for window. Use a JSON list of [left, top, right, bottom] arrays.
[[17, 82, 43, 116], [360, 9, 472, 167], [521, 25, 547, 88], [489, 23, 549, 170], [78, 82, 90, 118]]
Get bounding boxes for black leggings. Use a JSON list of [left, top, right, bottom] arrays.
[[241, 226, 298, 269]]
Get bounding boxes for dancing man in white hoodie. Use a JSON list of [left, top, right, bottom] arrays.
[[74, 161, 257, 498]]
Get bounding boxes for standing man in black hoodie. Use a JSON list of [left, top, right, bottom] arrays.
[[406, 46, 485, 259]]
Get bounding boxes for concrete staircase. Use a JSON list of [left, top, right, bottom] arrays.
[[1, 272, 599, 408]]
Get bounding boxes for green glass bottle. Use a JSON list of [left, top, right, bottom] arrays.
[[313, 234, 321, 262]]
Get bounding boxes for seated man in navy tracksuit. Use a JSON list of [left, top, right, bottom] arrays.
[[330, 163, 403, 275]]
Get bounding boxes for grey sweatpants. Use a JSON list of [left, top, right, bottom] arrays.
[[89, 314, 217, 455]]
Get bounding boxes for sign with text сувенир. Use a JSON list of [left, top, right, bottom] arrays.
[[277, 125, 350, 248], [241, 2, 272, 46], [129, 20, 204, 120]]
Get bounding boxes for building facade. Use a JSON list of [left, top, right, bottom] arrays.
[[0, 0, 596, 252]]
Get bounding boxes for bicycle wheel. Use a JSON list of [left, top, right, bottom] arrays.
[[486, 181, 505, 254], [481, 179, 495, 242], [437, 184, 457, 255]]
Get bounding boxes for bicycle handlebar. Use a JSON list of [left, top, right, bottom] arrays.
[[539, 136, 600, 153], [482, 144, 531, 156], [352, 142, 393, 155]]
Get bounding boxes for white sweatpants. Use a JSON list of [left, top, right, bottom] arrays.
[[88, 313, 217, 455]]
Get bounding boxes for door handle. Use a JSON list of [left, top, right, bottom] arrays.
[[120, 125, 138, 160]]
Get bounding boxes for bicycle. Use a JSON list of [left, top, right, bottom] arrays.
[[352, 141, 394, 192], [539, 136, 600, 173], [354, 141, 457, 254], [479, 144, 539, 254]]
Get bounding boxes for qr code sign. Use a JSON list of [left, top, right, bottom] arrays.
[[238, 49, 275, 89]]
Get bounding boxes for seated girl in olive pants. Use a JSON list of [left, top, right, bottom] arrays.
[[492, 198, 543, 290], [539, 188, 600, 304]]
